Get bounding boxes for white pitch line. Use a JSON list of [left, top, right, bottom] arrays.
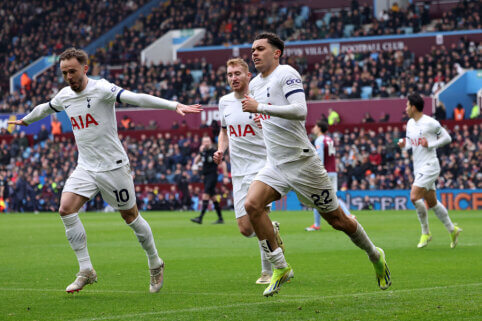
[[65, 282, 480, 321]]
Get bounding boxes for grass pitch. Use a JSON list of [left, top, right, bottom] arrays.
[[0, 210, 481, 320]]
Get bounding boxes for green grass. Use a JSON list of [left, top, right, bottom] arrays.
[[0, 210, 481, 321]]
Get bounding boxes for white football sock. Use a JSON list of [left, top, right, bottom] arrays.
[[128, 215, 162, 269], [258, 240, 272, 274], [431, 201, 454, 232], [259, 240, 288, 269], [414, 199, 430, 234], [349, 222, 380, 263], [61, 213, 93, 271]]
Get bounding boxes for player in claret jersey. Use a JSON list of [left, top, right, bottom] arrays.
[[212, 58, 284, 285], [241, 32, 390, 297], [398, 93, 461, 249], [305, 120, 355, 232], [8, 48, 201, 293]]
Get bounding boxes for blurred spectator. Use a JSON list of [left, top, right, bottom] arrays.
[[434, 102, 447, 120], [470, 100, 480, 119], [328, 108, 340, 125], [361, 195, 373, 210], [51, 115, 62, 135], [379, 112, 390, 122], [35, 124, 49, 144], [20, 73, 32, 92], [453, 103, 465, 120], [362, 112, 375, 123]]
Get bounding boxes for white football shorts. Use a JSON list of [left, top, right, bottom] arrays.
[[232, 173, 271, 219], [413, 161, 440, 191], [254, 155, 339, 213], [63, 164, 136, 210]]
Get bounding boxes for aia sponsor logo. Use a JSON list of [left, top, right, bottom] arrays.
[[229, 124, 256, 137], [70, 113, 99, 130]]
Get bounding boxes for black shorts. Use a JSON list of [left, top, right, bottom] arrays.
[[203, 172, 218, 196]]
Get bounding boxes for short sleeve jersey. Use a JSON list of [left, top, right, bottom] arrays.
[[249, 64, 316, 165], [50, 78, 128, 172], [315, 134, 336, 173], [405, 115, 442, 172], [218, 92, 267, 176]]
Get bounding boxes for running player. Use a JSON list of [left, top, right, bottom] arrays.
[[8, 48, 201, 293], [398, 93, 461, 248], [305, 119, 355, 231], [212, 58, 284, 284], [241, 33, 390, 296]]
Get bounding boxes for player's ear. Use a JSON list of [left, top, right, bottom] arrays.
[[83, 64, 89, 74], [273, 49, 281, 59]]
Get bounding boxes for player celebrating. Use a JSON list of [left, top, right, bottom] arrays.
[[398, 93, 461, 248], [241, 32, 390, 296], [212, 58, 284, 284], [8, 48, 201, 293], [305, 120, 355, 231]]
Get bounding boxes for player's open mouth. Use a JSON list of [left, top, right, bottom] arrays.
[[253, 58, 261, 64]]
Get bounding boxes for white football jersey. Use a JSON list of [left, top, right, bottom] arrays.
[[249, 64, 315, 165], [219, 92, 267, 176], [405, 115, 442, 172], [50, 78, 128, 172]]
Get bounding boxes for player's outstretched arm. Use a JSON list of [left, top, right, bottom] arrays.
[[8, 102, 58, 126], [241, 93, 306, 120], [119, 90, 202, 115]]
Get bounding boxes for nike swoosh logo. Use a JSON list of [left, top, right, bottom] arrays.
[[117, 203, 127, 207], [65, 105, 71, 109], [225, 113, 231, 117]]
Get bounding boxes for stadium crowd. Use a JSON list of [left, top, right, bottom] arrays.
[[2, 37, 480, 115], [0, 0, 149, 96], [2, 0, 481, 114], [1, 121, 480, 213]]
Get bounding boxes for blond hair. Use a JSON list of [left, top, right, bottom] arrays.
[[226, 58, 249, 73]]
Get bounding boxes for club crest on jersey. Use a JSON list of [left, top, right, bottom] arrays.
[[266, 87, 270, 97], [87, 97, 92, 108], [70, 113, 99, 130], [229, 124, 256, 137]]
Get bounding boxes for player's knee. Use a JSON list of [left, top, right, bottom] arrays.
[[244, 198, 261, 216], [239, 226, 254, 237], [58, 205, 74, 216], [410, 196, 421, 204]]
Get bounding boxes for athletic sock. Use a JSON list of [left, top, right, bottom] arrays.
[[213, 201, 223, 220], [349, 222, 380, 263], [414, 199, 430, 234], [61, 213, 93, 271], [128, 214, 162, 269], [258, 240, 272, 274], [313, 209, 321, 227], [199, 200, 209, 218], [259, 240, 288, 269], [431, 201, 454, 232]]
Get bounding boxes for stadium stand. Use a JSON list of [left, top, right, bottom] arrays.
[[1, 122, 480, 212], [0, 0, 150, 97], [1, 0, 481, 212]]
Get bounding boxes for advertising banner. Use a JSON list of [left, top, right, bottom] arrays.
[[272, 189, 482, 211]]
